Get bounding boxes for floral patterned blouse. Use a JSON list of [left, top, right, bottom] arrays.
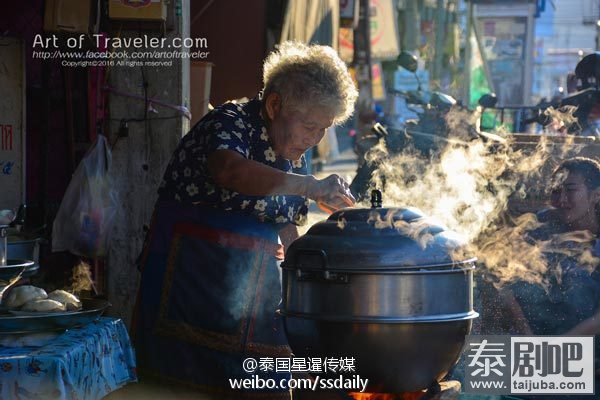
[[158, 96, 309, 226]]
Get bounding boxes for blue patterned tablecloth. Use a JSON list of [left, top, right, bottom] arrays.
[[0, 317, 137, 399]]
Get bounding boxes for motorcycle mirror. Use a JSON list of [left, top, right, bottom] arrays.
[[430, 92, 457, 109], [371, 122, 389, 138], [478, 93, 498, 108], [396, 51, 418, 73]]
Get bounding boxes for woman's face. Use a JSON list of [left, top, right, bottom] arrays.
[[550, 171, 600, 229], [265, 94, 334, 161]]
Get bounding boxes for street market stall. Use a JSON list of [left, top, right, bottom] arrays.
[[0, 222, 136, 399]]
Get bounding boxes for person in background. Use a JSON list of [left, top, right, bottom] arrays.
[[537, 157, 600, 232], [548, 57, 600, 136], [566, 72, 578, 95], [505, 157, 600, 334], [132, 41, 358, 400], [581, 105, 600, 137], [569, 53, 600, 136], [502, 158, 600, 391]]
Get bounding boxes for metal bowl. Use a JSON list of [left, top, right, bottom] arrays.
[[0, 259, 36, 281], [0, 298, 111, 334], [283, 316, 472, 393]]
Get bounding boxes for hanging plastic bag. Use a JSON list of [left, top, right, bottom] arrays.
[[52, 135, 118, 258]]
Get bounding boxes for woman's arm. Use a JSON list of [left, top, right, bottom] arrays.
[[208, 149, 354, 209], [208, 150, 311, 196], [279, 224, 299, 253]]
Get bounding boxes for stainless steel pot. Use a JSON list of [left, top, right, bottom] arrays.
[[7, 239, 40, 264], [283, 266, 476, 323], [283, 317, 472, 393], [279, 193, 478, 393]]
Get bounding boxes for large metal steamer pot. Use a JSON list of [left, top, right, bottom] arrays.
[[279, 198, 478, 393]]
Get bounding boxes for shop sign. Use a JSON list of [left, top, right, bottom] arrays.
[[0, 38, 25, 210]]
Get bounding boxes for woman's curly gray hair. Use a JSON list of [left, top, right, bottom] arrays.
[[262, 41, 358, 125]]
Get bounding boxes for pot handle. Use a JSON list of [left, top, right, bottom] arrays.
[[293, 249, 348, 283], [370, 189, 382, 208], [294, 249, 328, 270]]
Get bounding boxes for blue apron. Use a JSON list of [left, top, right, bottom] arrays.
[[132, 201, 291, 399]]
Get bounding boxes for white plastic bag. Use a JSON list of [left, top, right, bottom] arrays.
[[52, 135, 118, 257]]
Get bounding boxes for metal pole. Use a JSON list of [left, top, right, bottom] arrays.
[[597, 0, 600, 50], [353, 0, 373, 147], [523, 2, 536, 105], [404, 0, 421, 52], [463, 1, 473, 105], [0, 226, 7, 266], [597, 0, 600, 51], [433, 0, 446, 86]]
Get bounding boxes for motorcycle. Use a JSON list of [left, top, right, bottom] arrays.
[[348, 114, 503, 202], [477, 52, 600, 136], [350, 52, 502, 201]]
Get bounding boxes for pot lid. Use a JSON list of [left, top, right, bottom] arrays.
[[284, 191, 473, 271]]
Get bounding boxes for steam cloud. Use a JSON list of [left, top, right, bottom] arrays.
[[355, 106, 599, 288], [71, 261, 98, 294]]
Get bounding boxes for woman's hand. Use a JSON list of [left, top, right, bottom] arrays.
[[305, 174, 356, 213]]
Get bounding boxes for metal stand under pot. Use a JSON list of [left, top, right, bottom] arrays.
[[0, 207, 39, 289], [279, 191, 478, 394], [0, 224, 37, 298]]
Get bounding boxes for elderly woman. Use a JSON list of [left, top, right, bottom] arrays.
[[132, 41, 357, 399]]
